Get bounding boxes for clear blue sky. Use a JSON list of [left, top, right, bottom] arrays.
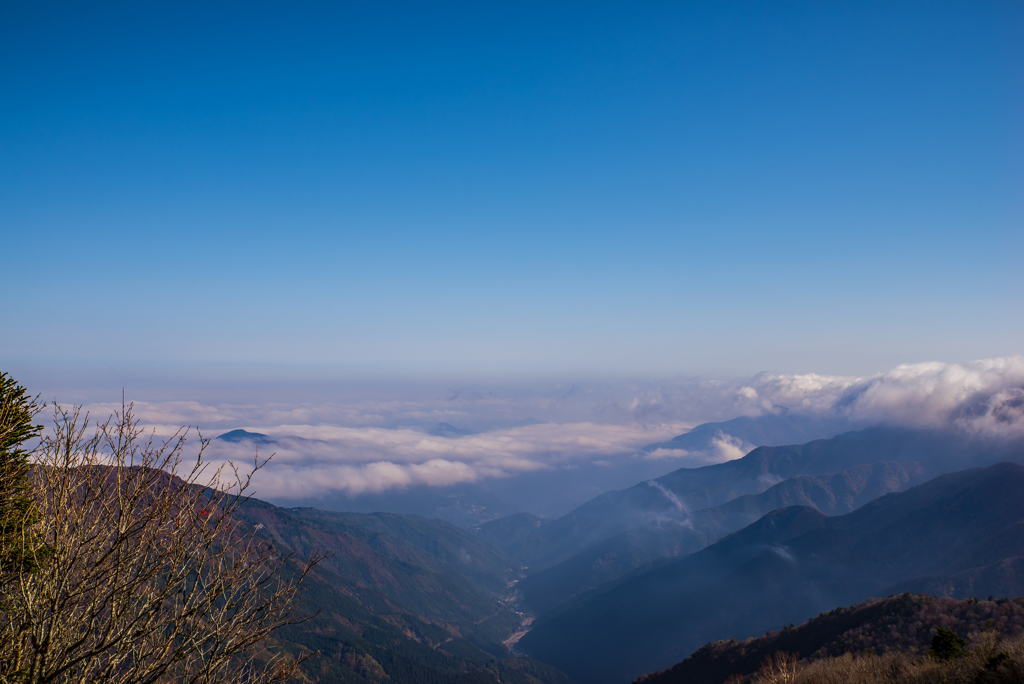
[[2, 1, 1022, 381]]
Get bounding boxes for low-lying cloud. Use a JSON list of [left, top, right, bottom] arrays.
[[203, 421, 690, 498], [644, 431, 755, 466], [72, 356, 1024, 499], [737, 356, 1024, 435]]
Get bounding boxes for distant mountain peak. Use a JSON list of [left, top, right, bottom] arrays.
[[216, 429, 272, 444], [428, 423, 477, 437]]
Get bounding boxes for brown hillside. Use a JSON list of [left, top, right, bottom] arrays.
[[636, 593, 1024, 684]]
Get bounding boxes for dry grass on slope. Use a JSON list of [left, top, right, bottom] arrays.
[[739, 629, 1024, 684]]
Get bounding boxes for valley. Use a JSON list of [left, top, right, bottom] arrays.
[[223, 416, 1024, 684]]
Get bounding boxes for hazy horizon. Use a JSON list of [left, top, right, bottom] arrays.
[[8, 355, 1021, 517]]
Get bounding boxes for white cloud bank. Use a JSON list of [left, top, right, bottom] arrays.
[[738, 356, 1024, 435], [201, 421, 691, 498], [75, 356, 1024, 498], [644, 431, 755, 466]]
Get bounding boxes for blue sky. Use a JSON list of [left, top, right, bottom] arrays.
[[2, 1, 1022, 383]]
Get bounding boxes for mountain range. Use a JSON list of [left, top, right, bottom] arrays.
[[479, 426, 1023, 615], [213, 416, 1024, 684], [518, 461, 1024, 683], [515, 459, 923, 615]]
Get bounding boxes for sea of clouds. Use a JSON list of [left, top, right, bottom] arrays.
[[738, 356, 1024, 434], [75, 356, 1024, 499]]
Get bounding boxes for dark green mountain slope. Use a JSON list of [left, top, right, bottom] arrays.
[[519, 462, 1024, 684], [230, 501, 570, 684], [518, 460, 923, 615], [636, 594, 1024, 684], [288, 508, 517, 595]]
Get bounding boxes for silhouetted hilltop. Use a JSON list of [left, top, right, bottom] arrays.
[[216, 428, 272, 443]]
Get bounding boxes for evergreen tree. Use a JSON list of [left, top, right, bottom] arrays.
[[0, 373, 43, 582], [929, 626, 968, 660]]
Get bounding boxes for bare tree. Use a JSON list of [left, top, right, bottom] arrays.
[[755, 651, 799, 684], [0, 402, 322, 684]]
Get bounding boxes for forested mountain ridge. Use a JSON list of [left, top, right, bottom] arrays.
[[635, 594, 1024, 684], [518, 462, 1024, 684], [517, 460, 923, 615], [237, 502, 520, 633], [230, 500, 571, 684], [478, 427, 1021, 573]]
